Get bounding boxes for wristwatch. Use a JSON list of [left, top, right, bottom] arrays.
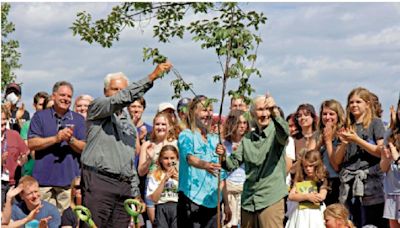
[[69, 137, 75, 145]]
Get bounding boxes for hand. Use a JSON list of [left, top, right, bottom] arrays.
[[6, 185, 22, 202], [390, 105, 396, 126], [39, 216, 52, 228], [205, 162, 221, 176], [165, 167, 178, 181], [26, 204, 43, 223], [223, 203, 232, 225], [307, 192, 322, 204], [139, 125, 147, 142], [264, 96, 276, 109], [150, 61, 173, 80], [16, 103, 26, 120], [56, 128, 74, 143], [389, 142, 400, 161], [338, 128, 356, 144], [2, 151, 9, 165], [17, 153, 28, 166], [144, 142, 155, 159], [134, 196, 147, 214], [323, 123, 334, 142], [215, 144, 226, 156]]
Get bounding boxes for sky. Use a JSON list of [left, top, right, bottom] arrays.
[[5, 2, 400, 123]]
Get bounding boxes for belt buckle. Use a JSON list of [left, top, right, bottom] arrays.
[[119, 174, 130, 183]]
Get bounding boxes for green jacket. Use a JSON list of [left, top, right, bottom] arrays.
[[223, 116, 289, 212]]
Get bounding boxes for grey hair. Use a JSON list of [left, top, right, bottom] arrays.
[[53, 81, 74, 94], [250, 95, 268, 118], [104, 72, 129, 89]]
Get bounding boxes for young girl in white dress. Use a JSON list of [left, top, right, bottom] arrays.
[[286, 149, 328, 228]]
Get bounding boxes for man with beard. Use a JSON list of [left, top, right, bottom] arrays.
[[177, 96, 231, 227], [216, 95, 289, 228]]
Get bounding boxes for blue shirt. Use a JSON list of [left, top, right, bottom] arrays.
[[12, 200, 61, 228], [178, 129, 226, 208], [28, 108, 86, 187], [224, 140, 246, 184]]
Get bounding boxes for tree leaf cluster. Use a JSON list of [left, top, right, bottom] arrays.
[[71, 2, 266, 102], [1, 3, 21, 92]]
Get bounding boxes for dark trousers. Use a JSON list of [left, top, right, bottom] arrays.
[[346, 196, 388, 228], [81, 168, 133, 228], [325, 177, 340, 206], [177, 191, 218, 228], [155, 202, 178, 228]]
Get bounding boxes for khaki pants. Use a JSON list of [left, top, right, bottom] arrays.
[[40, 186, 71, 213], [223, 181, 243, 228], [241, 198, 284, 228]]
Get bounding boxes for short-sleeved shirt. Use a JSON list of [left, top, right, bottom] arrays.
[[342, 118, 385, 171], [28, 108, 86, 187], [61, 207, 78, 228], [1, 129, 29, 185], [178, 129, 226, 208], [12, 200, 61, 228], [146, 172, 179, 204]]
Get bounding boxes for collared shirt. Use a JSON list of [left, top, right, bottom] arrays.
[[223, 116, 289, 212], [178, 129, 227, 208], [81, 77, 153, 197], [28, 108, 86, 187]]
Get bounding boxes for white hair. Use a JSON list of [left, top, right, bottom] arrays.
[[104, 72, 129, 89], [250, 95, 268, 118]]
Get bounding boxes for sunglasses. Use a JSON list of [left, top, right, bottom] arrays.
[[74, 185, 81, 190]]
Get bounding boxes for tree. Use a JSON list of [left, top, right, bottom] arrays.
[[71, 3, 266, 227], [1, 3, 21, 92]]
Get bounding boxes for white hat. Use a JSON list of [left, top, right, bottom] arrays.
[[157, 102, 176, 113]]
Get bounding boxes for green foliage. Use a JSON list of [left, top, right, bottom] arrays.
[[71, 2, 266, 102], [1, 3, 21, 92]]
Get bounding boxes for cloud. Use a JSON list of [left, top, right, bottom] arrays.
[[6, 2, 400, 123]]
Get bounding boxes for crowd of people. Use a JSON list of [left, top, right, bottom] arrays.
[[1, 62, 400, 228]]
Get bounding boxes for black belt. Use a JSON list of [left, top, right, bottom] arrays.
[[82, 164, 133, 183]]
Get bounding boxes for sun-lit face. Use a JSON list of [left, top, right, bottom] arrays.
[[153, 116, 169, 140], [75, 99, 91, 118], [35, 97, 45, 111], [322, 107, 338, 126], [21, 183, 41, 208], [52, 85, 73, 113], [128, 100, 144, 122], [349, 95, 368, 120], [296, 109, 313, 129], [160, 150, 178, 171], [254, 98, 272, 128], [302, 160, 315, 179], [195, 101, 213, 127], [231, 98, 247, 111], [236, 115, 248, 137], [104, 77, 128, 97]]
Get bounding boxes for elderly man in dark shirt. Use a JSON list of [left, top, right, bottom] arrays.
[[80, 61, 172, 228]]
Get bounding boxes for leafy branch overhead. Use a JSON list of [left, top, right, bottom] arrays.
[[71, 2, 266, 102], [1, 3, 22, 91]]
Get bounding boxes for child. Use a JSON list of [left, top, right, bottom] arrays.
[[335, 87, 386, 228], [324, 203, 355, 228], [286, 149, 328, 228], [380, 98, 400, 228], [146, 145, 179, 228]]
